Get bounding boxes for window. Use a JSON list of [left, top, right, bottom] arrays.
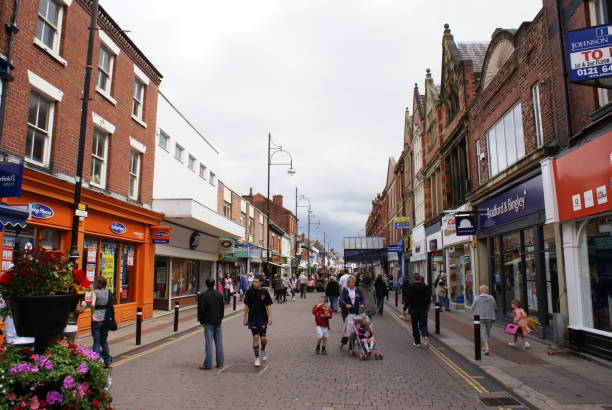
[[97, 46, 114, 94], [259, 223, 264, 245], [240, 212, 247, 227], [209, 171, 216, 186], [248, 217, 255, 237], [532, 84, 544, 148], [158, 131, 169, 150], [223, 201, 231, 218], [475, 139, 482, 185], [486, 103, 525, 178], [132, 80, 145, 119], [415, 182, 424, 225], [174, 143, 184, 162], [36, 0, 62, 52], [26, 93, 53, 166], [414, 129, 423, 173], [129, 151, 141, 200], [199, 164, 207, 179], [447, 139, 469, 208], [90, 129, 109, 188], [188, 155, 196, 171]]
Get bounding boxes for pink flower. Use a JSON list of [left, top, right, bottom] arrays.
[[7, 393, 16, 401], [46, 391, 63, 405], [77, 362, 88, 374], [63, 376, 75, 389]]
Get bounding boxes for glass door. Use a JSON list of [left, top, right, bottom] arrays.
[[120, 244, 136, 303], [502, 232, 522, 315]]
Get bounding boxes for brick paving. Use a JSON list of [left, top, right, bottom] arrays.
[[110, 293, 493, 410]]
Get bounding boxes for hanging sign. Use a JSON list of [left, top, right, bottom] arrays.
[[566, 23, 612, 87], [189, 231, 201, 250], [0, 162, 24, 198], [454, 212, 477, 236], [219, 238, 234, 254], [151, 225, 171, 244]]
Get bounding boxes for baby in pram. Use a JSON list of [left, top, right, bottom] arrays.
[[354, 316, 376, 353]]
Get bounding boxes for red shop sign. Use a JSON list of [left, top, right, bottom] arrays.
[[553, 132, 612, 222]]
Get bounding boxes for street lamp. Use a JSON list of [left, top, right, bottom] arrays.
[[267, 133, 295, 273]]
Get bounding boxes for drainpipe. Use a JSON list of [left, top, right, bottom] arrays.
[[555, 0, 573, 145]]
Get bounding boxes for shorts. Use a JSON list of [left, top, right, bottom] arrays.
[[248, 322, 267, 337], [316, 326, 330, 338]]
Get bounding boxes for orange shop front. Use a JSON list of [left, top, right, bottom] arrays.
[[2, 170, 162, 334]]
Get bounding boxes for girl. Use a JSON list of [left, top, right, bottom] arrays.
[[509, 300, 532, 348]]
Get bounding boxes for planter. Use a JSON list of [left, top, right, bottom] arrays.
[[8, 294, 81, 338]]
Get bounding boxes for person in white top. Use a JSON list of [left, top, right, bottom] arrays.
[[4, 315, 34, 347], [339, 270, 351, 290]]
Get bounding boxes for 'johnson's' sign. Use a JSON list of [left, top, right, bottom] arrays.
[[566, 24, 612, 84], [477, 174, 545, 230]]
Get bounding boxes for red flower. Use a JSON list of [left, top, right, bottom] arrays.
[[69, 344, 78, 350], [72, 268, 91, 288], [0, 273, 13, 286], [19, 348, 32, 356]]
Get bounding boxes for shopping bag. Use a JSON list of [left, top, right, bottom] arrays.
[[526, 317, 541, 330], [401, 311, 412, 322], [504, 323, 520, 335]]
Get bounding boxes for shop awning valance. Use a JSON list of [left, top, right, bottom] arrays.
[[0, 203, 29, 228]]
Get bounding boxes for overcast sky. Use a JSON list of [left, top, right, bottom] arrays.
[[102, 0, 540, 252]]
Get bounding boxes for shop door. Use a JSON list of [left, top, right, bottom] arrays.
[[502, 232, 523, 315], [120, 244, 136, 303]]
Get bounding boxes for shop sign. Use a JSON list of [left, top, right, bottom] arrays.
[[109, 222, 127, 235], [477, 174, 544, 230], [443, 218, 456, 237], [387, 241, 403, 253], [387, 251, 399, 261], [566, 24, 612, 87], [235, 241, 251, 248], [189, 231, 200, 250], [554, 132, 612, 221], [454, 212, 477, 236], [30, 203, 54, 220], [0, 162, 24, 198], [219, 238, 235, 253], [393, 216, 410, 229], [235, 248, 249, 258], [151, 225, 171, 244]]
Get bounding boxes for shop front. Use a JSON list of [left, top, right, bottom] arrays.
[[3, 169, 161, 332], [410, 224, 427, 282], [426, 219, 443, 287], [442, 209, 473, 309], [548, 131, 612, 360], [475, 172, 559, 337]]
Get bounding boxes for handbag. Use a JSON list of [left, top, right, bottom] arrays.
[[104, 290, 118, 331], [504, 323, 519, 335], [401, 311, 412, 322]]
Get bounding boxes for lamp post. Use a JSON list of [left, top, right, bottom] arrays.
[[267, 133, 295, 274]]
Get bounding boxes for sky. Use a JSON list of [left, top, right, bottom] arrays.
[[102, 0, 541, 252]]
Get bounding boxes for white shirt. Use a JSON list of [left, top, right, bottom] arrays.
[[348, 287, 356, 305]]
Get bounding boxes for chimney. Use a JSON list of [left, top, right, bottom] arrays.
[[273, 195, 283, 207], [249, 187, 253, 196]]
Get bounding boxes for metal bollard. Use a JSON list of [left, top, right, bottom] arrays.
[[474, 314, 481, 361], [435, 303, 440, 335], [173, 302, 180, 332], [135, 307, 142, 345], [394, 290, 398, 307], [233, 294, 236, 311]]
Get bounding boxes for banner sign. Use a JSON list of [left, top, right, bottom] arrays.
[[219, 238, 235, 254], [566, 24, 612, 86], [394, 221, 409, 229], [454, 212, 476, 236], [0, 162, 24, 198], [151, 225, 171, 244], [386, 244, 403, 253]]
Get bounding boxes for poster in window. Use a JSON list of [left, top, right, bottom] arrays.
[[127, 251, 134, 267], [86, 264, 96, 282], [1, 246, 13, 273], [87, 248, 97, 263], [99, 244, 116, 292]]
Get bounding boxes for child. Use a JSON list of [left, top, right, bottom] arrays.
[[509, 300, 532, 348], [312, 295, 332, 355], [354, 317, 375, 353]]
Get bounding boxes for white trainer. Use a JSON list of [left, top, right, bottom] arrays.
[[523, 341, 531, 349], [254, 358, 261, 367], [508, 342, 516, 346], [262, 354, 267, 361], [422, 337, 430, 347]]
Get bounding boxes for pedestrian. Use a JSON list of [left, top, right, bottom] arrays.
[[405, 274, 430, 347], [339, 269, 350, 290], [508, 300, 532, 348], [312, 295, 332, 355], [273, 275, 283, 304], [374, 275, 387, 315], [223, 274, 234, 305], [307, 277, 315, 292], [243, 275, 273, 367], [282, 275, 290, 303], [197, 278, 225, 370], [359, 274, 377, 317], [298, 272, 308, 298], [435, 274, 449, 311], [290, 275, 298, 301], [90, 277, 113, 368], [471, 285, 496, 355], [239, 273, 248, 301], [325, 276, 340, 313], [63, 298, 87, 343], [339, 275, 364, 348]]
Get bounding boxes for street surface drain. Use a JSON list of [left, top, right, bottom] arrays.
[[218, 364, 267, 374], [480, 396, 521, 407]]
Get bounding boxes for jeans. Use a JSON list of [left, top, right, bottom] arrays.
[[376, 296, 385, 313], [223, 289, 229, 304], [203, 324, 224, 368], [329, 295, 339, 312], [91, 321, 111, 366], [409, 307, 429, 345], [300, 284, 306, 298], [437, 296, 450, 311]]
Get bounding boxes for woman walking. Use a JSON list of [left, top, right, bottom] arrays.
[[435, 274, 449, 311], [91, 277, 113, 368], [325, 276, 340, 312], [374, 275, 387, 315], [471, 285, 496, 355], [290, 275, 298, 301], [339, 276, 364, 349]]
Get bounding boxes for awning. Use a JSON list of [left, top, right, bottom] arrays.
[[0, 203, 29, 228], [266, 261, 282, 268]]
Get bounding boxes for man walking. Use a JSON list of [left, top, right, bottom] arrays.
[[405, 274, 430, 347], [243, 275, 273, 367], [298, 272, 308, 298], [197, 278, 225, 370]]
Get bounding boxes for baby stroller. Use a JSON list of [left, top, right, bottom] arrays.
[[347, 314, 383, 360]]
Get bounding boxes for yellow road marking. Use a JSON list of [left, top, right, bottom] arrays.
[[113, 313, 240, 368], [388, 310, 489, 394]]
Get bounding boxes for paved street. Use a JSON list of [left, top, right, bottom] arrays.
[[111, 293, 522, 410]]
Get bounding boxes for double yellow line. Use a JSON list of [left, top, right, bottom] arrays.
[[113, 313, 241, 368], [388, 310, 489, 394]]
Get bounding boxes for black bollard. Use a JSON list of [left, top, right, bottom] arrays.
[[233, 294, 236, 311], [435, 303, 440, 335], [394, 290, 398, 307], [136, 307, 142, 345], [173, 302, 180, 332], [474, 314, 481, 361]]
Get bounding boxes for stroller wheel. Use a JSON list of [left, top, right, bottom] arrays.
[[360, 355, 366, 360]]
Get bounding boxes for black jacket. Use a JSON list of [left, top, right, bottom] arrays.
[[374, 280, 387, 298], [197, 289, 224, 325], [405, 281, 430, 310], [325, 281, 340, 297]]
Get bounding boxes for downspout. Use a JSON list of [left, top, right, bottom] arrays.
[[555, 0, 573, 146]]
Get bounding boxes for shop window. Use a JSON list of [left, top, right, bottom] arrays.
[[120, 244, 136, 303], [532, 83, 544, 148], [2, 226, 62, 272], [100, 241, 118, 294], [171, 259, 198, 297], [82, 237, 99, 286], [464, 244, 474, 306], [91, 128, 109, 188], [447, 245, 466, 305], [128, 150, 141, 200], [154, 257, 168, 299], [486, 103, 525, 178], [26, 92, 54, 167]]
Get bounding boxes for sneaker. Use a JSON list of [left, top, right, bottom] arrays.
[[523, 341, 531, 349], [508, 342, 516, 346], [254, 358, 261, 367], [315, 346, 321, 355], [262, 354, 267, 361], [413, 342, 421, 347], [322, 350, 328, 355], [198, 365, 211, 370]]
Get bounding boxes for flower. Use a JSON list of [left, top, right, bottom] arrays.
[[0, 273, 13, 286], [62, 376, 75, 390], [7, 393, 16, 401], [45, 391, 63, 405], [75, 382, 89, 398], [77, 362, 88, 374], [72, 268, 91, 288], [29, 396, 40, 409]]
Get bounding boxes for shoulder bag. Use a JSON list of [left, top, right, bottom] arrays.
[[104, 290, 118, 331]]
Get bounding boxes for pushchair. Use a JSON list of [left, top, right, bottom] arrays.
[[346, 314, 383, 360]]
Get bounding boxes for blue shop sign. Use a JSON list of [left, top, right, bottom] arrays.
[[0, 162, 24, 198], [477, 174, 544, 230], [110, 222, 127, 234], [31, 203, 54, 220], [387, 241, 403, 253], [394, 221, 409, 229], [566, 24, 612, 85], [455, 213, 476, 236]]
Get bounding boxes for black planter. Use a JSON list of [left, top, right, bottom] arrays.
[[8, 294, 81, 338]]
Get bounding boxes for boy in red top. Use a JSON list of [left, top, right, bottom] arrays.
[[312, 295, 332, 355]]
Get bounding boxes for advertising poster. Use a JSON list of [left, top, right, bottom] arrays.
[[86, 264, 96, 282], [1, 246, 13, 273], [87, 248, 97, 263], [100, 248, 116, 292]]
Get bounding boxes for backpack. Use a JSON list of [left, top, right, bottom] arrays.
[[104, 290, 118, 331]]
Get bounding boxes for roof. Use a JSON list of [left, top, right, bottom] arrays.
[[456, 41, 490, 73]]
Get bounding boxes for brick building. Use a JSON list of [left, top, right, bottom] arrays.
[[0, 0, 163, 326]]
